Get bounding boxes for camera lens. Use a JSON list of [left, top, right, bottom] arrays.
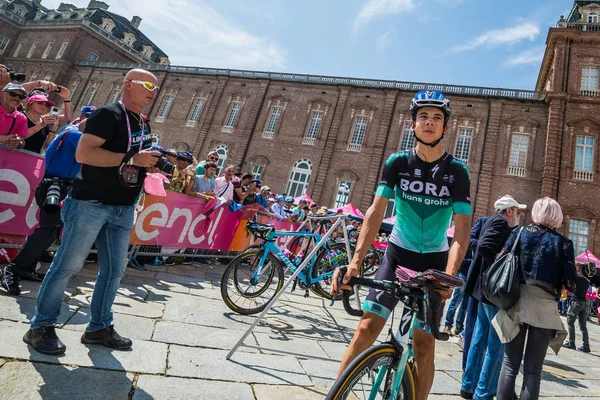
[[155, 157, 175, 175], [44, 182, 62, 212]]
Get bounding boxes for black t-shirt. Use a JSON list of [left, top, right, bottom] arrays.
[[23, 114, 51, 154], [571, 273, 590, 301], [71, 102, 152, 205]]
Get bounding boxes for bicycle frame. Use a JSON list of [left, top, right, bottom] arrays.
[[252, 230, 340, 286]]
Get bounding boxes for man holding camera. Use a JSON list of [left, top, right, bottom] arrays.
[[25, 69, 161, 356], [0, 124, 83, 295]]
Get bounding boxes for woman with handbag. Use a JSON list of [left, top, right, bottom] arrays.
[[494, 197, 577, 400]]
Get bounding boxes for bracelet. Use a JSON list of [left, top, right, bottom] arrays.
[[64, 100, 71, 103]]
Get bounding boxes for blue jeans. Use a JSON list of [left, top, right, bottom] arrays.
[[461, 302, 504, 400], [30, 197, 134, 332], [462, 295, 479, 370], [445, 272, 467, 330]]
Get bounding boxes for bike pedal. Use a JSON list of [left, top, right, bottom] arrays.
[[304, 289, 310, 298], [291, 278, 298, 293]]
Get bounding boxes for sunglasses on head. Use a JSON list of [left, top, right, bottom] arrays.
[[7, 91, 26, 100], [29, 90, 49, 97], [128, 80, 160, 92]]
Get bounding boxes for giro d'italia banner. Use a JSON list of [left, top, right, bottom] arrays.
[[0, 145, 301, 251]]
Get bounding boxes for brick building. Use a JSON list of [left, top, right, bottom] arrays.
[[0, 0, 599, 255]]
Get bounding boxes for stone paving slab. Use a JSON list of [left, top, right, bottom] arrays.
[[0, 294, 78, 324], [120, 275, 191, 295], [167, 346, 313, 385], [0, 361, 133, 400], [67, 293, 164, 319], [253, 332, 330, 359], [298, 358, 340, 388], [61, 308, 156, 341], [0, 320, 167, 374], [152, 321, 257, 353], [253, 384, 329, 400], [133, 376, 254, 400], [154, 272, 209, 288]]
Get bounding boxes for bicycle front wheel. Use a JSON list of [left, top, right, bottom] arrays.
[[220, 251, 284, 315], [325, 344, 416, 400]]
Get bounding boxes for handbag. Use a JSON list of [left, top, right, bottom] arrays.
[[483, 226, 524, 310]]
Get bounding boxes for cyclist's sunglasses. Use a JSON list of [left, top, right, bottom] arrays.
[[128, 80, 160, 92], [7, 91, 26, 100]]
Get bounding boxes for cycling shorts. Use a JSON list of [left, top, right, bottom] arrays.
[[363, 242, 448, 333]]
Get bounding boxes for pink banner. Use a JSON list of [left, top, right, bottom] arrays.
[[0, 146, 44, 236]]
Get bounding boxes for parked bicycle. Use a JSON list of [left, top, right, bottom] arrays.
[[221, 221, 360, 315], [325, 266, 464, 400]]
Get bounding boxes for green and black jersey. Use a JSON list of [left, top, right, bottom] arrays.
[[376, 149, 471, 253]]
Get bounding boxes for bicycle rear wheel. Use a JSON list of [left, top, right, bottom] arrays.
[[325, 344, 416, 400], [220, 250, 284, 315], [362, 245, 382, 276], [310, 242, 353, 300]]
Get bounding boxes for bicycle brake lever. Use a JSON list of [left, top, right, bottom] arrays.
[[330, 266, 347, 306]]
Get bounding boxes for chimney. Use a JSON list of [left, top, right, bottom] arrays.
[[87, 1, 109, 11], [131, 15, 142, 29]]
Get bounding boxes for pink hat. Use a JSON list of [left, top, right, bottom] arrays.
[[27, 94, 55, 107]]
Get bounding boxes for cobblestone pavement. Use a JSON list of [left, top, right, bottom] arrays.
[[1, 262, 600, 399]]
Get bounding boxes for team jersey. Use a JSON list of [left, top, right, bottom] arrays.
[[376, 149, 471, 253]]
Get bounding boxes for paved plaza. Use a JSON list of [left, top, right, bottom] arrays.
[[1, 261, 600, 399]]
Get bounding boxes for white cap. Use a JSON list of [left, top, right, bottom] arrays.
[[494, 195, 527, 211]]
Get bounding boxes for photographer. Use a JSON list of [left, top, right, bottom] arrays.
[[0, 125, 83, 295], [22, 94, 59, 153], [0, 83, 28, 145], [26, 86, 73, 126], [25, 69, 161, 356]]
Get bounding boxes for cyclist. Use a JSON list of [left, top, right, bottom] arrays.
[[331, 90, 471, 400]]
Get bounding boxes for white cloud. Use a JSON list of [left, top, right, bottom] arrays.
[[376, 28, 399, 54], [449, 22, 540, 53], [43, 0, 287, 70], [505, 46, 545, 66], [354, 0, 417, 31]]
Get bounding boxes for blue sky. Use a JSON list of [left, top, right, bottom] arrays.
[[45, 0, 574, 90]]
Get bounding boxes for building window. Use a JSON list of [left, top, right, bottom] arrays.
[[574, 135, 595, 181], [508, 134, 529, 177], [581, 67, 599, 91], [86, 52, 98, 62], [143, 49, 150, 57], [82, 85, 98, 106], [384, 198, 396, 219], [224, 102, 242, 128], [334, 181, 352, 208], [212, 144, 228, 175], [186, 98, 205, 127], [252, 164, 264, 180], [589, 12, 599, 23], [348, 116, 368, 152], [108, 86, 121, 103], [126, 37, 133, 46], [400, 120, 415, 151], [303, 111, 323, 145], [41, 41, 54, 59], [569, 219, 590, 255], [0, 35, 10, 55], [103, 23, 111, 31], [55, 41, 68, 59], [12, 41, 24, 58], [286, 158, 312, 197], [26, 42, 38, 58], [15, 8, 23, 16], [263, 107, 282, 138], [155, 94, 174, 122], [454, 128, 473, 162]]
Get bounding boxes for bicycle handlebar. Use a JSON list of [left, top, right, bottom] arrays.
[[337, 267, 449, 341]]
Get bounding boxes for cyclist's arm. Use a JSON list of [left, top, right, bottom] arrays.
[[446, 214, 470, 276], [349, 196, 387, 269]]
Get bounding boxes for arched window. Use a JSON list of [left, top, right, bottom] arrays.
[[212, 144, 228, 175], [172, 142, 190, 152], [285, 159, 312, 197], [589, 12, 599, 23]]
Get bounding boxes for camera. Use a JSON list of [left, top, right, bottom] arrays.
[[155, 157, 175, 175], [43, 177, 63, 212], [6, 68, 25, 83]]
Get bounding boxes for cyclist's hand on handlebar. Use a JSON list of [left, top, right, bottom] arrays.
[[330, 263, 360, 295], [435, 288, 453, 301]]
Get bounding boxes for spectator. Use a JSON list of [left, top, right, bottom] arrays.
[[267, 197, 276, 212], [271, 196, 289, 221], [308, 203, 319, 217], [195, 150, 219, 176], [26, 85, 73, 125], [233, 172, 242, 181], [378, 233, 388, 244], [0, 83, 28, 145], [214, 164, 236, 202], [495, 197, 577, 400], [22, 94, 58, 153], [255, 185, 270, 208], [290, 199, 308, 223], [242, 179, 261, 205], [168, 151, 194, 193], [563, 262, 592, 353], [0, 125, 83, 294], [187, 161, 217, 198], [285, 197, 295, 215], [233, 173, 255, 204], [70, 106, 96, 133], [164, 148, 178, 165], [461, 195, 525, 400]]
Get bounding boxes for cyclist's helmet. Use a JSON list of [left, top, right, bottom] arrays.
[[409, 90, 452, 148]]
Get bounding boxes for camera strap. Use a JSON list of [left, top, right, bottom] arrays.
[[118, 102, 146, 188], [44, 127, 73, 174], [6, 117, 15, 136]]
